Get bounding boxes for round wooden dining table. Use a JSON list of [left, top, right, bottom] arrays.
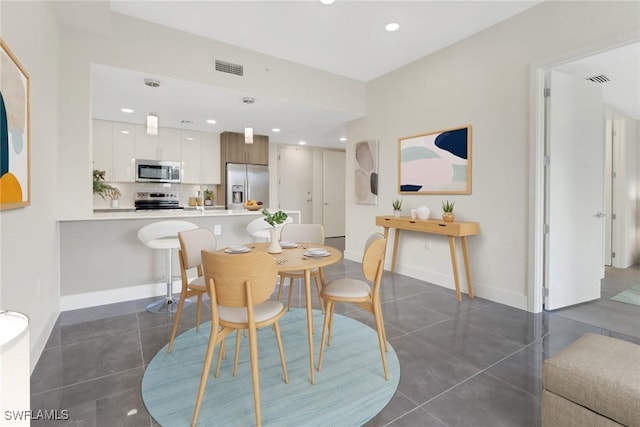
[[218, 242, 342, 384]]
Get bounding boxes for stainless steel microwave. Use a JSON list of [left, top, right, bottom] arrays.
[[135, 159, 181, 183]]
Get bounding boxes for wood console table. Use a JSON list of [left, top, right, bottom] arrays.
[[376, 216, 480, 302]]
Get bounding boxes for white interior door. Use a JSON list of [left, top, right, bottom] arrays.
[[278, 147, 313, 223], [322, 150, 345, 237], [545, 70, 605, 310]]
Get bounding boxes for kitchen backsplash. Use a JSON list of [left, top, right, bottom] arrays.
[[93, 182, 221, 209]]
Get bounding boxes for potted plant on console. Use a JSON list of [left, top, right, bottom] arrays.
[[261, 208, 288, 254], [442, 200, 455, 222], [93, 169, 121, 208], [392, 199, 403, 217]]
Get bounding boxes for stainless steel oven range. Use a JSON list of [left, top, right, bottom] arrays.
[[134, 192, 183, 210]]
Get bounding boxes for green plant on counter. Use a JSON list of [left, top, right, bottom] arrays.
[[392, 198, 403, 210], [442, 200, 455, 213], [93, 169, 121, 200], [261, 209, 288, 227], [203, 188, 214, 201]]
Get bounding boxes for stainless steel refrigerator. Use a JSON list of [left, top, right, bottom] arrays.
[[226, 163, 269, 208]]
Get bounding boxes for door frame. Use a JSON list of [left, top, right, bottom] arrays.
[[528, 31, 639, 313]]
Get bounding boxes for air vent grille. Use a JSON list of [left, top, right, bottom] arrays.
[[586, 74, 610, 83], [215, 59, 244, 76]]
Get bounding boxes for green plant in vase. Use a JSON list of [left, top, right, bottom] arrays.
[[261, 209, 288, 227], [261, 209, 288, 254], [442, 200, 455, 222], [203, 188, 214, 206], [392, 199, 403, 217], [93, 169, 121, 206]]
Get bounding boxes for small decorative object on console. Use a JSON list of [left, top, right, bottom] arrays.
[[442, 200, 455, 222], [392, 199, 402, 217]]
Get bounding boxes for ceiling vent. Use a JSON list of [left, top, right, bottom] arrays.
[[586, 74, 610, 83], [215, 59, 244, 76]]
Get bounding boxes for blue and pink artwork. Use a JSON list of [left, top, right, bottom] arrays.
[[0, 41, 30, 210], [399, 125, 471, 195]]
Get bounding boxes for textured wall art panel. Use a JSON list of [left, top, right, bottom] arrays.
[[354, 139, 378, 204]]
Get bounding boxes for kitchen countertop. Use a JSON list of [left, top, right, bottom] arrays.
[[61, 207, 294, 222]]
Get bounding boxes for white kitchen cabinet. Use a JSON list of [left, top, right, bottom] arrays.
[[134, 124, 181, 161], [201, 132, 220, 184], [159, 127, 182, 161], [92, 120, 113, 180], [111, 122, 136, 182], [134, 124, 159, 160], [180, 129, 201, 184]]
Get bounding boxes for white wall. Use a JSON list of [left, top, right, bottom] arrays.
[[1, 1, 60, 371], [345, 1, 640, 310]]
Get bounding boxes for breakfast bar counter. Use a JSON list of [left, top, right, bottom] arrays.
[[58, 209, 300, 311]]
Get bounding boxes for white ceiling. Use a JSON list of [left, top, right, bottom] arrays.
[[92, 1, 639, 149]]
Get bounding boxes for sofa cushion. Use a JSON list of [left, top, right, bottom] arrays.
[[543, 333, 640, 427]]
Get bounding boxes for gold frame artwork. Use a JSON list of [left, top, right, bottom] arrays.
[[0, 40, 31, 210], [398, 125, 471, 195]]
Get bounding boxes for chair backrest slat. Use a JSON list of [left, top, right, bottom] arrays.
[[202, 251, 278, 308], [362, 233, 386, 282], [178, 228, 217, 270]]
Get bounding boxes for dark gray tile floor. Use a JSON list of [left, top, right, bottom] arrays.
[[31, 239, 640, 426]]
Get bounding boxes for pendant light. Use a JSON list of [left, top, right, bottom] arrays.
[[244, 124, 254, 144]]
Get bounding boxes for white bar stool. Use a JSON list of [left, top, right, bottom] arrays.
[[138, 220, 198, 313]]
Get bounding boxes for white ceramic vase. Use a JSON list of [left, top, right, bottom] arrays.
[[416, 206, 430, 220], [267, 228, 282, 254]]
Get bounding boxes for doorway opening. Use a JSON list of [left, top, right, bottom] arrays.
[[529, 37, 640, 313]]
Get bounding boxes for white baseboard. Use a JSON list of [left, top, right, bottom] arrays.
[[345, 250, 528, 311], [60, 281, 173, 311]]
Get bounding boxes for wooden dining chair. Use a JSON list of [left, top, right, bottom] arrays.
[[191, 251, 289, 427], [276, 223, 326, 311], [167, 228, 217, 353], [317, 233, 389, 380]]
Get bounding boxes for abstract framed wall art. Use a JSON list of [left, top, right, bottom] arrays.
[[354, 139, 378, 204], [0, 40, 31, 210], [398, 125, 471, 195]]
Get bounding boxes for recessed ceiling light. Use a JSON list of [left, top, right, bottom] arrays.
[[121, 108, 134, 113], [299, 141, 307, 145], [340, 137, 347, 142], [206, 119, 217, 124], [272, 128, 281, 133], [385, 22, 400, 32], [120, 130, 130, 134], [186, 137, 194, 141], [320, 0, 335, 4]]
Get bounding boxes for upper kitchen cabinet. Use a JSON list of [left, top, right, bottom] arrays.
[[92, 119, 135, 182], [181, 130, 221, 185], [92, 120, 113, 180], [220, 131, 268, 165], [111, 122, 136, 182], [201, 132, 221, 184], [180, 129, 201, 184], [134, 124, 181, 161]]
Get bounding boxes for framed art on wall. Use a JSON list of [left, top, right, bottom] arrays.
[[0, 40, 31, 210], [398, 125, 471, 195], [354, 139, 378, 204]]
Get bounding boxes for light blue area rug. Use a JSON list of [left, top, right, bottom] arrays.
[[142, 309, 400, 426], [611, 284, 640, 306]]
